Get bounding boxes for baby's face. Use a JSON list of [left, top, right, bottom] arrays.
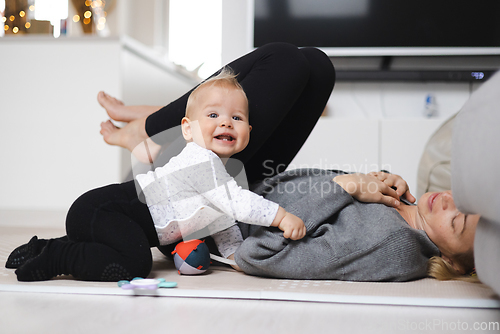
[[184, 85, 251, 159]]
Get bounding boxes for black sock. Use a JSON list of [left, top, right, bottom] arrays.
[[15, 240, 55, 281], [5, 236, 47, 269]]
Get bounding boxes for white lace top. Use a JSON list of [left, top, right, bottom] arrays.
[[135, 142, 279, 258]]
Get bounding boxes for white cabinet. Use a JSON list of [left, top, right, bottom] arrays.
[[289, 118, 379, 174]]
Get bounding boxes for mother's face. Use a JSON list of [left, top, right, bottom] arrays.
[[417, 190, 480, 259]]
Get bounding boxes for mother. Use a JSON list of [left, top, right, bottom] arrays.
[[99, 43, 478, 282], [235, 170, 479, 281]]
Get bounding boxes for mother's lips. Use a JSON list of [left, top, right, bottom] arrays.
[[428, 192, 440, 212]]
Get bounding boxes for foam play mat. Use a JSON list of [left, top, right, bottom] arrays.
[[1, 225, 499, 309]]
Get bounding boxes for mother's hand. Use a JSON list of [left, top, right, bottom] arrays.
[[333, 172, 415, 208]]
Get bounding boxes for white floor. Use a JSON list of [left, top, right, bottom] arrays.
[[2, 290, 500, 334], [1, 211, 500, 334]]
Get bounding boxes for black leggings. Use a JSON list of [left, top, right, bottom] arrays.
[[64, 181, 156, 280], [18, 43, 335, 281]]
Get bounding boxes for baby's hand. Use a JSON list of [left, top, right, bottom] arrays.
[[278, 212, 306, 240]]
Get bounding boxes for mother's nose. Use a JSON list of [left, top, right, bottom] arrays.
[[441, 191, 456, 211]]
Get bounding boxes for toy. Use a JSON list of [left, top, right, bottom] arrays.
[[171, 239, 211, 275], [118, 277, 177, 290]]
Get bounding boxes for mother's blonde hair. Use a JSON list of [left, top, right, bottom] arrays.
[[427, 250, 479, 283]]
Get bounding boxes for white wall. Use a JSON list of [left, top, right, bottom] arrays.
[[221, 0, 253, 65], [0, 36, 197, 211], [0, 37, 122, 211]]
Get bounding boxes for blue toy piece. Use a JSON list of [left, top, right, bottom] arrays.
[[118, 277, 177, 290], [171, 239, 211, 275]]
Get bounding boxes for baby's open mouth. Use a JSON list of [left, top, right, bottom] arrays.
[[215, 134, 235, 141]]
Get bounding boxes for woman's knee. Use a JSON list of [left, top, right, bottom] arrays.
[[258, 42, 310, 78], [300, 47, 336, 86]]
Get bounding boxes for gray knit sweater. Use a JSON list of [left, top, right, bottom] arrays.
[[234, 169, 440, 282]]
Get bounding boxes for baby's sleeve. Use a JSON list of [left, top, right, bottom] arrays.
[[211, 225, 244, 259], [193, 155, 279, 227]]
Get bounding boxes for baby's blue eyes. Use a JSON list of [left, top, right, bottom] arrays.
[[207, 113, 243, 121]]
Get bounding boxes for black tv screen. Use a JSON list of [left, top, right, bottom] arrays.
[[254, 0, 500, 56]]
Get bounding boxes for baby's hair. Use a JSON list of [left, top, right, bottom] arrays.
[[185, 66, 248, 118]]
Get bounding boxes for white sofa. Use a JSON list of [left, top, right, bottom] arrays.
[[451, 70, 500, 295]]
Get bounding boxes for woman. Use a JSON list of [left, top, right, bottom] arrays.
[[233, 169, 479, 281]]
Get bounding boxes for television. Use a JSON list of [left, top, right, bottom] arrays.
[[253, 0, 500, 57]]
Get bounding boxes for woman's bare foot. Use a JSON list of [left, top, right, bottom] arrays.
[[97, 91, 161, 122], [97, 91, 128, 121], [100, 119, 125, 147], [100, 118, 161, 163]]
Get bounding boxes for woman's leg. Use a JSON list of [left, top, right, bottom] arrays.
[[146, 43, 310, 141], [100, 43, 335, 181], [242, 47, 335, 182], [146, 43, 335, 182], [15, 181, 159, 281]]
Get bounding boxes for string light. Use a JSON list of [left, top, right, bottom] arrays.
[[84, 11, 92, 18], [4, 24, 8, 31], [9, 15, 14, 21], [73, 15, 80, 22], [85, 0, 91, 6], [83, 17, 91, 24], [19, 11, 25, 18], [1, 17, 6, 22], [25, 22, 31, 29], [29, 5, 34, 11], [13, 26, 19, 33]]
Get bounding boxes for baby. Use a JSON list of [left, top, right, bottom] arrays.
[[135, 67, 306, 267]]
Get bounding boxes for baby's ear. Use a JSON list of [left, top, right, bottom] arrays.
[[181, 117, 193, 141]]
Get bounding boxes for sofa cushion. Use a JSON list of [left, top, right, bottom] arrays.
[[416, 113, 456, 199]]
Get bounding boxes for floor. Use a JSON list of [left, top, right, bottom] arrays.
[[1, 210, 500, 334]]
